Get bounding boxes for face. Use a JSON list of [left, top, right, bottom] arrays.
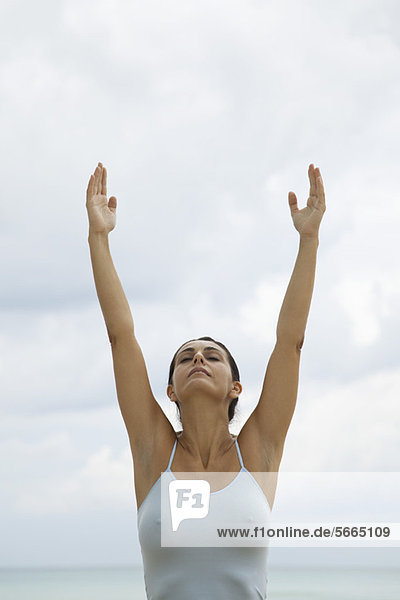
[[167, 340, 241, 407]]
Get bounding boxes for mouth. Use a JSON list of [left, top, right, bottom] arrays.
[[189, 368, 209, 377]]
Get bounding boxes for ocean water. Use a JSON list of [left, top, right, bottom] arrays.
[[0, 565, 398, 599]]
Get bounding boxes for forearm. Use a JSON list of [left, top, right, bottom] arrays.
[[276, 235, 319, 346], [88, 231, 134, 342]]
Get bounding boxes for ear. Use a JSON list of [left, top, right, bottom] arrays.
[[167, 384, 176, 403], [231, 381, 242, 398]]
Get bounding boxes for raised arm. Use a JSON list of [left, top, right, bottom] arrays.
[[86, 163, 174, 457], [238, 164, 326, 468]]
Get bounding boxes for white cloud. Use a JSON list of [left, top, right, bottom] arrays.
[[13, 442, 133, 516], [333, 278, 382, 347], [282, 366, 400, 471], [0, 306, 114, 413], [333, 270, 400, 347], [0, 55, 90, 115], [239, 277, 287, 344]]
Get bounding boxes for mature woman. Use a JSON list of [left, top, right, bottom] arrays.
[[86, 162, 326, 599]]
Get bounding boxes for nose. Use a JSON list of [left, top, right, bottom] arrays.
[[192, 351, 205, 364]]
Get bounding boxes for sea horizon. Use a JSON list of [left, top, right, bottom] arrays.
[[1, 563, 398, 600]]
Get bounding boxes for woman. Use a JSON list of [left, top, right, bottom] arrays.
[[86, 162, 326, 599]]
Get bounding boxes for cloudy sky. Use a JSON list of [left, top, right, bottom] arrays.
[[1, 0, 399, 569]]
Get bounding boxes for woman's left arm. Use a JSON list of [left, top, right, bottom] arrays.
[[239, 164, 326, 465]]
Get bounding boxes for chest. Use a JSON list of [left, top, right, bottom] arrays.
[[138, 471, 271, 551], [170, 438, 271, 474], [134, 435, 276, 513]]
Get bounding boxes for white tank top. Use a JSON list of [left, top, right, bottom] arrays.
[[137, 436, 271, 599]]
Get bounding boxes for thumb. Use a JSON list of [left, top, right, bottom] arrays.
[[288, 191, 298, 214], [108, 196, 117, 210]]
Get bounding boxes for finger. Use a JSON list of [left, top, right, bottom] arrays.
[[102, 166, 107, 196], [308, 163, 317, 197], [93, 166, 98, 195], [288, 191, 298, 214], [109, 196, 117, 210], [86, 174, 94, 202], [94, 164, 101, 195], [315, 167, 325, 204]]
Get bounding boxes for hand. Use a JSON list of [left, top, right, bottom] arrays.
[[86, 162, 117, 234], [288, 164, 326, 238]]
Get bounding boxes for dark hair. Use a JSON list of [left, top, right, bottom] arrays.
[[168, 336, 240, 424]]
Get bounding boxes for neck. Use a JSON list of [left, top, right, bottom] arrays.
[[177, 413, 235, 469]]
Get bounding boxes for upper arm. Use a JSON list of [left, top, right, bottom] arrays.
[[110, 330, 174, 456], [241, 339, 301, 463]]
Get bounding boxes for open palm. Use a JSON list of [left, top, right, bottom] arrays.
[[86, 162, 117, 234], [289, 164, 326, 237]]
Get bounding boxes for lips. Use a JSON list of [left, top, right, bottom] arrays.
[[189, 368, 209, 377]]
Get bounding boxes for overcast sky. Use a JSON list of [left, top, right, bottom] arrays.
[[1, 0, 399, 569]]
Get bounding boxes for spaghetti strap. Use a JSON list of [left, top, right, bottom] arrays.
[[166, 437, 178, 471], [235, 438, 245, 470]]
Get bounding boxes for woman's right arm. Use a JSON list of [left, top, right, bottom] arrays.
[[86, 163, 174, 457]]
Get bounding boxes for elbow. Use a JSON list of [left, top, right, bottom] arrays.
[[276, 332, 305, 351], [106, 325, 114, 345]]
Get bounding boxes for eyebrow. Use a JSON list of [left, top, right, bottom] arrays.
[[176, 346, 224, 359]]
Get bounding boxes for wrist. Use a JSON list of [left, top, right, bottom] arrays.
[[88, 229, 109, 243], [299, 234, 319, 246]]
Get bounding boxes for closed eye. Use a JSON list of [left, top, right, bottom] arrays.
[[180, 356, 219, 362]]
